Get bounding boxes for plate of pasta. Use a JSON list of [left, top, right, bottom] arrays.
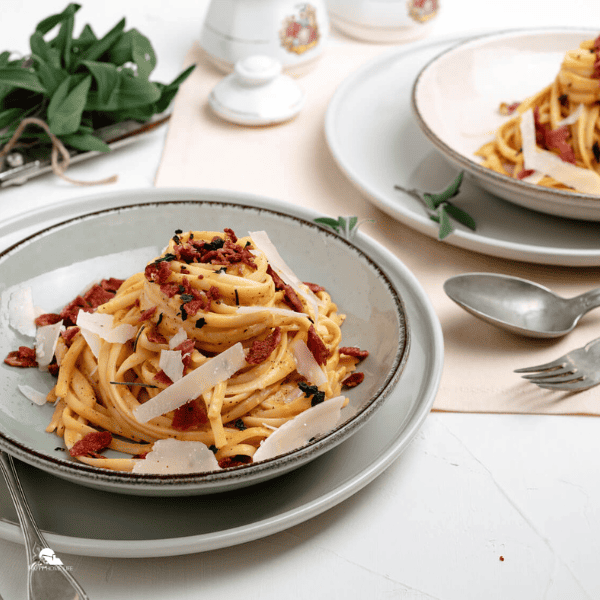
[[412, 28, 600, 221], [0, 189, 413, 496]]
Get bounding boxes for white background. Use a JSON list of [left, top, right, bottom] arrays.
[[1, 1, 600, 599]]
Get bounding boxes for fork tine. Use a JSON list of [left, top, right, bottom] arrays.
[[521, 372, 581, 385], [535, 378, 594, 391], [518, 365, 574, 379], [514, 357, 568, 374]]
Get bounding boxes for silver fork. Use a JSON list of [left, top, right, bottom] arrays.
[[0, 451, 89, 599], [515, 336, 600, 391]]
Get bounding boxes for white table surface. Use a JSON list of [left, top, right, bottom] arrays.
[[1, 1, 600, 599]]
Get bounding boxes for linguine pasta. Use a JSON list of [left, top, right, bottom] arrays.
[[41, 229, 365, 472], [475, 34, 600, 192]]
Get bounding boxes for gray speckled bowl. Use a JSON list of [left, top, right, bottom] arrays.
[[0, 189, 409, 496]]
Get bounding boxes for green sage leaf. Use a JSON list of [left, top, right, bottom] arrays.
[[60, 130, 110, 152], [444, 203, 476, 231], [0, 67, 45, 93], [437, 205, 455, 240], [423, 172, 464, 208], [35, 3, 81, 36], [48, 74, 91, 134]]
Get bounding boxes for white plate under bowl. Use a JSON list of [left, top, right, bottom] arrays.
[[0, 187, 442, 557], [325, 31, 600, 266], [412, 28, 600, 221], [0, 188, 410, 497]]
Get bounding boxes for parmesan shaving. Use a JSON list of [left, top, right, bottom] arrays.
[[131, 439, 220, 474], [7, 286, 37, 337], [289, 338, 328, 386], [159, 350, 184, 382], [35, 321, 64, 371], [249, 230, 323, 323], [168, 327, 187, 349], [520, 108, 600, 195], [253, 396, 346, 462], [556, 103, 584, 127], [18, 384, 48, 406], [133, 342, 247, 423], [76, 311, 136, 344]]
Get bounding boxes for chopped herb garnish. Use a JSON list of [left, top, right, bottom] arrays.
[[156, 312, 163, 326], [209, 444, 218, 454], [133, 324, 145, 352], [205, 238, 225, 251], [175, 229, 183, 234], [234, 418, 246, 431], [314, 215, 374, 239], [173, 235, 181, 245], [109, 381, 159, 388], [298, 381, 325, 406], [394, 172, 475, 240], [154, 253, 177, 263], [234, 289, 239, 306], [179, 305, 188, 321], [216, 267, 227, 274], [179, 293, 194, 302], [195, 317, 206, 328]]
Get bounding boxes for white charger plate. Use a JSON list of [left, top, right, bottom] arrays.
[[0, 188, 442, 556], [412, 28, 600, 220], [325, 31, 600, 266]]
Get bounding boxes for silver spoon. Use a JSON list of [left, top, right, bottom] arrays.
[[444, 272, 600, 338], [0, 451, 89, 599]]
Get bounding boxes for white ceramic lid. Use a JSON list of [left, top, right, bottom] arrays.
[[208, 55, 305, 126]]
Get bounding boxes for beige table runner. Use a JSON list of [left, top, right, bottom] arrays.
[[155, 41, 600, 416]]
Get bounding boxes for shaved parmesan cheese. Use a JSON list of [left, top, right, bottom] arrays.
[[520, 108, 600, 195], [35, 321, 64, 370], [76, 312, 136, 344], [18, 384, 48, 406], [290, 338, 327, 386], [252, 396, 346, 462], [557, 103, 583, 127], [133, 342, 246, 423], [169, 327, 187, 349], [249, 230, 323, 322], [236, 305, 304, 320], [80, 328, 101, 358], [159, 350, 184, 382], [131, 439, 220, 474], [7, 286, 37, 337]]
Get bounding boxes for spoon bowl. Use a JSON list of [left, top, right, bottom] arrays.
[[444, 273, 600, 338]]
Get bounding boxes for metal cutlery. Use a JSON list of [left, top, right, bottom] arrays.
[[0, 451, 89, 599], [515, 336, 600, 391]]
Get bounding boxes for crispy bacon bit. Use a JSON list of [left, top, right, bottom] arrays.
[[267, 265, 304, 312], [4, 346, 38, 368], [342, 372, 364, 388], [533, 107, 576, 164], [138, 306, 157, 322], [159, 282, 180, 298], [153, 370, 173, 385], [174, 339, 195, 369], [145, 260, 172, 284], [34, 313, 62, 327], [218, 455, 252, 469], [246, 327, 281, 365], [306, 325, 330, 366], [36, 278, 124, 329], [339, 347, 369, 360], [171, 398, 208, 430], [69, 431, 112, 457], [593, 141, 600, 163], [517, 169, 536, 180], [304, 282, 325, 293], [147, 329, 167, 345], [172, 230, 256, 269], [61, 327, 80, 346]]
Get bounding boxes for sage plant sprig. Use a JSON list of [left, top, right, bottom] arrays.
[[0, 3, 194, 155], [395, 172, 476, 240]]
